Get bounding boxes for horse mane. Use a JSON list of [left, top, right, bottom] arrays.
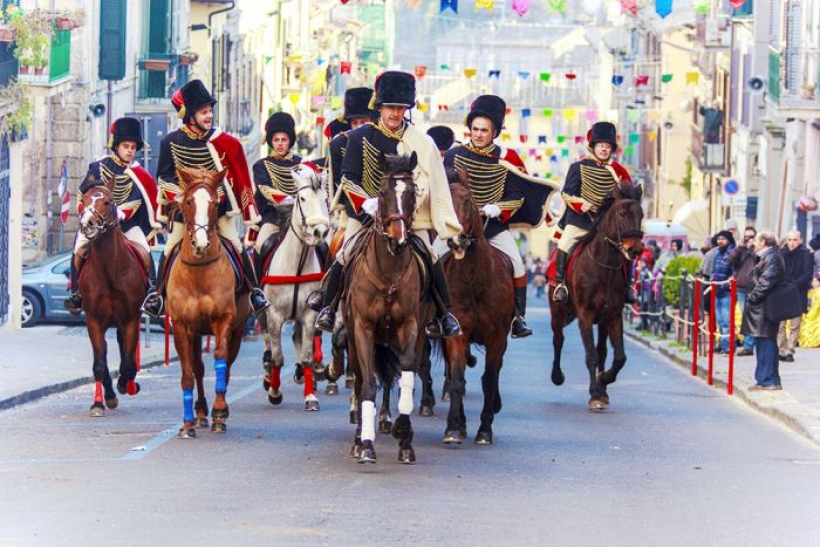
[[383, 153, 416, 177], [273, 202, 295, 230], [576, 184, 641, 246]]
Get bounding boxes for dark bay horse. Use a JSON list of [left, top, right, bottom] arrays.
[[78, 177, 148, 417], [437, 174, 515, 445], [343, 152, 434, 464], [166, 167, 252, 438], [549, 184, 644, 411]]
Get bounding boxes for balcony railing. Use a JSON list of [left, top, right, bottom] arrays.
[[17, 29, 71, 86], [691, 102, 726, 173], [767, 46, 820, 108]]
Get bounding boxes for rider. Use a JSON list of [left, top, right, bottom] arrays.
[[314, 71, 464, 338], [141, 79, 269, 318], [427, 125, 456, 159], [65, 117, 160, 315], [444, 95, 552, 339], [552, 121, 635, 303]]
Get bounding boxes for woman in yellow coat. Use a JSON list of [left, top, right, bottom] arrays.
[[799, 277, 820, 348]]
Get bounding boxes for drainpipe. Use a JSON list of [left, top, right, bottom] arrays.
[[208, 1, 235, 113]]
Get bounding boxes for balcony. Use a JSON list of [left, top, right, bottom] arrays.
[[691, 103, 727, 173], [694, 14, 730, 50], [766, 46, 820, 120], [17, 29, 71, 87]]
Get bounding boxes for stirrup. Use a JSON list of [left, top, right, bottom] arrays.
[[64, 294, 83, 316], [440, 312, 463, 338], [553, 283, 568, 302], [316, 307, 335, 333], [141, 292, 164, 319], [510, 315, 532, 339], [305, 290, 324, 312], [250, 289, 270, 317], [425, 318, 442, 339]]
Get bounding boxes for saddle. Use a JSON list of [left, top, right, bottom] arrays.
[[164, 237, 244, 292], [545, 243, 629, 287], [79, 240, 149, 287], [257, 232, 330, 279]]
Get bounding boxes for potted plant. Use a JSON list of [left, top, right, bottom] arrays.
[[0, 80, 34, 139], [178, 51, 198, 66], [7, 7, 53, 74]]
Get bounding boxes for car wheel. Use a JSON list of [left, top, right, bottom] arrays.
[[21, 289, 43, 328]]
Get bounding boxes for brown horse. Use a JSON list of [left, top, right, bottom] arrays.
[[77, 178, 149, 417], [437, 174, 515, 445], [343, 152, 434, 464], [549, 183, 644, 411], [166, 167, 252, 438]]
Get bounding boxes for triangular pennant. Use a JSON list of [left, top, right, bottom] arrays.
[[463, 68, 477, 79], [539, 72, 551, 83], [488, 69, 501, 78], [655, 0, 673, 18], [475, 0, 494, 12], [440, 0, 458, 13], [512, 0, 531, 17], [612, 75, 624, 87], [661, 74, 673, 83]]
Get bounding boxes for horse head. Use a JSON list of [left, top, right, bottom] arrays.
[[377, 152, 418, 255], [176, 167, 226, 259], [290, 163, 330, 246], [596, 183, 645, 260], [79, 174, 119, 241], [446, 168, 480, 260]]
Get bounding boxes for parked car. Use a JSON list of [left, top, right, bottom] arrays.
[[21, 246, 163, 328]]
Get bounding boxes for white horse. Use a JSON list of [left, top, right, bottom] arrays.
[[260, 164, 330, 411]]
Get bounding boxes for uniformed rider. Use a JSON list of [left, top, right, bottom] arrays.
[[314, 71, 464, 338], [65, 117, 160, 314], [553, 121, 634, 302], [141, 79, 269, 317]]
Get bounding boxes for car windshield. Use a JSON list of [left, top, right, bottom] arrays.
[[23, 252, 72, 270]]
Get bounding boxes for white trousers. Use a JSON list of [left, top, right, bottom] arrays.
[[557, 224, 589, 253]]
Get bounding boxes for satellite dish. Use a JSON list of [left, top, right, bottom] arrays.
[[746, 77, 766, 95]]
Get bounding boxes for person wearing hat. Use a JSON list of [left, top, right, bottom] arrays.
[[312, 119, 351, 174], [443, 95, 554, 338], [65, 117, 161, 315], [314, 71, 464, 339], [142, 79, 268, 318], [427, 125, 455, 158], [552, 121, 635, 303], [710, 230, 737, 353]]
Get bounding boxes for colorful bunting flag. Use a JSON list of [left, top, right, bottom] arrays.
[[519, 135, 528, 143], [512, 0, 530, 17], [543, 109, 553, 117], [440, 0, 458, 13], [518, 71, 530, 80], [655, 0, 673, 18], [629, 133, 640, 144], [547, 0, 566, 14], [561, 149, 569, 158], [625, 145, 635, 155], [464, 68, 477, 78], [556, 135, 566, 143], [501, 132, 512, 142], [686, 71, 699, 84], [288, 93, 301, 105], [418, 103, 429, 112], [440, 64, 451, 70], [406, 0, 423, 8], [330, 96, 342, 109], [538, 136, 547, 144], [563, 109, 576, 121], [635, 75, 650, 87], [316, 116, 325, 126], [647, 130, 658, 141], [586, 109, 598, 123], [574, 136, 583, 144], [521, 108, 531, 118], [627, 110, 640, 123], [539, 72, 552, 83], [694, 0, 709, 15], [475, 0, 494, 11], [340, 61, 351, 75], [565, 73, 577, 80], [488, 70, 501, 78], [661, 74, 673, 83], [729, 0, 747, 7], [621, 0, 637, 15], [612, 75, 624, 87]]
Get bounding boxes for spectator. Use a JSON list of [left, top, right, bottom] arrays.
[[729, 225, 757, 355], [741, 230, 785, 390], [653, 238, 683, 274], [638, 240, 655, 271], [798, 277, 820, 348], [809, 234, 820, 280], [777, 230, 814, 362], [698, 234, 719, 278], [710, 230, 736, 353]]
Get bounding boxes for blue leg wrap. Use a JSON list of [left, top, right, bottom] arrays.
[[183, 389, 194, 423], [214, 359, 228, 394]]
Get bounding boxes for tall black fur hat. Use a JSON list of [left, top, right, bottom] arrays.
[[344, 87, 375, 120], [324, 118, 350, 139], [264, 112, 296, 148], [370, 71, 416, 109], [466, 95, 506, 138], [109, 117, 144, 151], [427, 125, 455, 151], [587, 121, 618, 149], [175, 79, 217, 122]]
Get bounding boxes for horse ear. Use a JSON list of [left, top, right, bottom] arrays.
[[378, 152, 387, 174], [212, 168, 228, 189], [176, 167, 192, 193], [408, 151, 418, 172], [634, 184, 643, 200], [103, 173, 116, 193]]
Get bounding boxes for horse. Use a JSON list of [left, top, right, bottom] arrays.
[[77, 177, 149, 417], [165, 167, 252, 438], [259, 164, 330, 411], [343, 151, 434, 464], [548, 183, 644, 411], [435, 173, 515, 445]]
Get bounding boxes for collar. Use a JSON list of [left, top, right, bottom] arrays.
[[108, 154, 130, 168], [181, 124, 210, 140], [268, 150, 295, 162], [375, 119, 406, 141], [464, 142, 497, 157]]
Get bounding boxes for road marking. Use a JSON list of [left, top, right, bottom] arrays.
[[122, 380, 260, 461]]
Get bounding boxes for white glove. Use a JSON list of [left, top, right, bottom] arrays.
[[481, 203, 501, 219], [116, 207, 126, 221], [362, 197, 379, 216]]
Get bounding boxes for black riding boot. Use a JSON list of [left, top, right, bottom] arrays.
[[141, 253, 166, 318], [625, 260, 638, 304], [315, 261, 343, 332], [425, 261, 463, 339], [64, 256, 83, 315], [511, 285, 533, 338], [254, 231, 279, 280], [552, 250, 569, 302], [242, 251, 270, 317], [306, 240, 331, 312]]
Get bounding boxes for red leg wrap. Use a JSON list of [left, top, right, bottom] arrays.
[[127, 380, 138, 396], [94, 382, 103, 404], [313, 335, 323, 364], [270, 366, 282, 391], [303, 365, 315, 396]]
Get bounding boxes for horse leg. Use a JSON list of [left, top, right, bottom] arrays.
[[260, 314, 274, 391], [172, 324, 198, 438], [192, 335, 209, 429], [210, 317, 234, 433], [443, 335, 468, 444], [87, 321, 114, 417], [116, 321, 141, 397], [550, 309, 566, 386], [298, 320, 320, 411], [352, 327, 378, 464], [391, 323, 418, 464], [596, 323, 609, 375], [266, 317, 285, 406], [378, 374, 393, 435], [598, 316, 628, 406], [476, 341, 506, 445], [578, 316, 606, 411], [417, 338, 435, 417]]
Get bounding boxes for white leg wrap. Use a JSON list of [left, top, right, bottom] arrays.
[[361, 400, 376, 442], [398, 371, 415, 415]]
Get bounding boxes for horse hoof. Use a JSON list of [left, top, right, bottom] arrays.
[[419, 405, 434, 418], [474, 431, 493, 445], [268, 389, 283, 406], [358, 447, 377, 464], [89, 403, 105, 418], [262, 378, 270, 391], [349, 411, 357, 425], [304, 399, 320, 412], [588, 399, 608, 412], [440, 391, 450, 403], [601, 394, 610, 405], [350, 443, 363, 458], [345, 377, 354, 390], [312, 363, 327, 381], [398, 448, 416, 464], [551, 369, 565, 386], [105, 397, 118, 410], [325, 382, 338, 395], [126, 381, 140, 396], [211, 421, 227, 433], [293, 365, 304, 385], [378, 419, 393, 435], [194, 417, 209, 429], [443, 430, 463, 444], [178, 426, 197, 439]]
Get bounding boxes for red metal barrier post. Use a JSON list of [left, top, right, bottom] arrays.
[[692, 277, 700, 376], [727, 279, 737, 395], [708, 281, 716, 385]]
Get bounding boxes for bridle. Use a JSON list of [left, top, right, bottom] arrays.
[[591, 199, 644, 265], [82, 190, 119, 239], [376, 173, 416, 248]]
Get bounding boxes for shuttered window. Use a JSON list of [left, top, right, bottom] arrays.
[[99, 0, 127, 81]]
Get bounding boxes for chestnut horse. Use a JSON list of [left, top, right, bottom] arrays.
[[343, 152, 434, 464], [77, 178, 148, 417], [166, 167, 252, 438], [549, 184, 644, 411], [436, 174, 515, 445]]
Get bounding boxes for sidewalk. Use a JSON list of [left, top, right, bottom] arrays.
[[624, 323, 820, 449], [0, 323, 178, 411]]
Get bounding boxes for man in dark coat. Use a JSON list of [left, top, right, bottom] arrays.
[[777, 230, 814, 362], [741, 230, 785, 390], [729, 225, 757, 355]]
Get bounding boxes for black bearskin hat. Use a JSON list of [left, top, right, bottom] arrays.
[[427, 125, 455, 151], [466, 95, 506, 138], [587, 121, 618, 149], [370, 71, 416, 108], [265, 112, 296, 148], [109, 117, 144, 151], [324, 118, 350, 140], [344, 87, 375, 120], [174, 79, 217, 122]]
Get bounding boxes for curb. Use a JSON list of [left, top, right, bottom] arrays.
[[624, 327, 820, 449], [0, 356, 179, 412]]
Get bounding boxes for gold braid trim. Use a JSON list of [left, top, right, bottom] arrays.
[[118, 199, 142, 216], [579, 163, 618, 209], [463, 142, 497, 158], [170, 143, 217, 172], [180, 125, 207, 140], [453, 154, 506, 206], [108, 154, 128, 168], [258, 185, 288, 205], [375, 119, 406, 141], [263, 161, 298, 195], [361, 136, 384, 198], [98, 163, 133, 205]]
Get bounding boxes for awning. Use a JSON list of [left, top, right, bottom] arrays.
[[672, 200, 710, 245]]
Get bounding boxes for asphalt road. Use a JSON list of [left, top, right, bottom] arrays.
[[1, 302, 819, 546]]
